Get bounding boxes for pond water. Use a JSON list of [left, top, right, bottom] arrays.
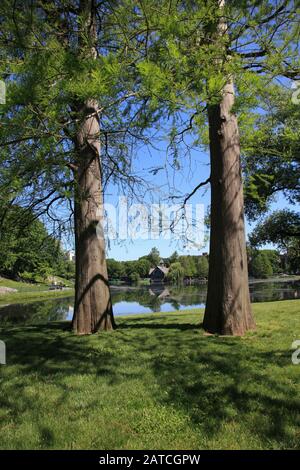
[[0, 280, 299, 325]]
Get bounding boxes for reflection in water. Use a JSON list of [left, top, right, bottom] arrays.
[[0, 280, 299, 325], [249, 281, 300, 302], [0, 297, 74, 325]]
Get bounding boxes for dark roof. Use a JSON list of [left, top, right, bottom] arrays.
[[149, 265, 169, 276]]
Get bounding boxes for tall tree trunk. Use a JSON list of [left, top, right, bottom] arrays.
[[72, 0, 115, 334], [72, 99, 115, 334], [203, 80, 255, 335], [202, 0, 255, 335]]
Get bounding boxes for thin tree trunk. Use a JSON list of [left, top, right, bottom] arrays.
[[72, 0, 115, 334], [203, 80, 255, 335]]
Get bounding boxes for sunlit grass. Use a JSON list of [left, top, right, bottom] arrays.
[[0, 300, 299, 449]]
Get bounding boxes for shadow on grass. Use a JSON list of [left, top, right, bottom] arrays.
[[118, 317, 300, 447], [1, 315, 299, 449], [118, 321, 199, 331]]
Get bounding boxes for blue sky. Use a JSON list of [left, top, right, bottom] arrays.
[[103, 134, 209, 260]]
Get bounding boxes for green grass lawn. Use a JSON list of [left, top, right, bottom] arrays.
[[0, 300, 299, 450]]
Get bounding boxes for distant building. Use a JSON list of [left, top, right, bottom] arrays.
[[149, 261, 169, 283], [65, 250, 75, 262]]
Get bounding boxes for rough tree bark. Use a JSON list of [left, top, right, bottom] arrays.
[[72, 0, 115, 334], [203, 0, 256, 335]]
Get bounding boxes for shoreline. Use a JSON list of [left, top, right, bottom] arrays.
[[0, 275, 299, 307]]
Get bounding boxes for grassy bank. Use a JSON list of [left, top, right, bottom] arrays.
[[0, 300, 299, 450], [249, 275, 300, 284], [0, 288, 74, 305], [0, 278, 74, 305]]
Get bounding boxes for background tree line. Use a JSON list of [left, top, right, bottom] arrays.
[[107, 245, 297, 285], [107, 248, 210, 284], [0, 204, 74, 282]]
